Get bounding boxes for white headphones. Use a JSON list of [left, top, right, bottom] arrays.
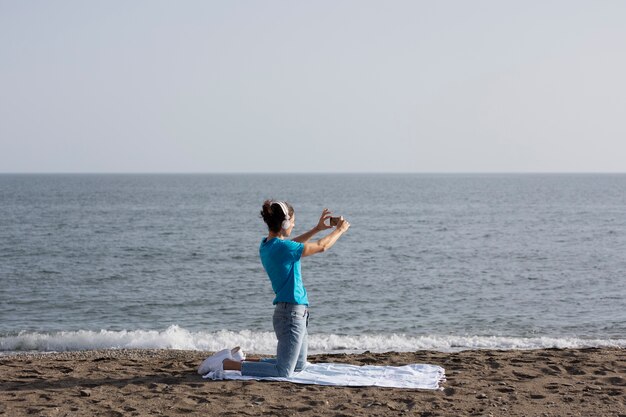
[[274, 201, 292, 230]]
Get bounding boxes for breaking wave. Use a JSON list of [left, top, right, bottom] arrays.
[[1, 325, 625, 355]]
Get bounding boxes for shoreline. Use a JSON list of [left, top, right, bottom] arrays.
[[1, 348, 624, 416]]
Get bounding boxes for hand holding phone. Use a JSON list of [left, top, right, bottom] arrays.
[[336, 216, 350, 232]]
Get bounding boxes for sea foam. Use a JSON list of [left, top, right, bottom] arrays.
[[1, 325, 625, 354]]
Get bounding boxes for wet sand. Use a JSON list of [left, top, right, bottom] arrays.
[[1, 348, 624, 416]]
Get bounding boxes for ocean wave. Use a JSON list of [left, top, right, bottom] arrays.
[[1, 325, 625, 354]]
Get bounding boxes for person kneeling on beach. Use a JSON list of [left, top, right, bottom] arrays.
[[198, 200, 350, 377]]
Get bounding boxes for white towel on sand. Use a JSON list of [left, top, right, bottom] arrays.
[[202, 362, 445, 390]]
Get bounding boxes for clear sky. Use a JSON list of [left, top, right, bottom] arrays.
[[1, 1, 625, 173]]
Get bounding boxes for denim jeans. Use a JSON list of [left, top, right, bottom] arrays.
[[241, 302, 309, 377]]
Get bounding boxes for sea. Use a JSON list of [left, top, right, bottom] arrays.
[[1, 174, 625, 355]]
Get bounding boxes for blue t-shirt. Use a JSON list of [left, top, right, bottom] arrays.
[[259, 237, 308, 305]]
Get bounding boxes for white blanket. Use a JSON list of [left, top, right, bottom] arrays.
[[202, 362, 445, 390]]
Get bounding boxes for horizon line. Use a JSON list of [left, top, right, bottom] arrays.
[[1, 171, 625, 175]]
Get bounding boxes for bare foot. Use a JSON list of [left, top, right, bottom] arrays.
[[223, 359, 242, 371]]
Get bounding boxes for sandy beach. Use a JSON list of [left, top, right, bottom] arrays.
[[1, 348, 624, 417]]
